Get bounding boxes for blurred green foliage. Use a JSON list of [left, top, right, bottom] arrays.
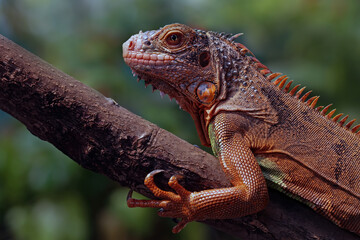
[[0, 0, 359, 239]]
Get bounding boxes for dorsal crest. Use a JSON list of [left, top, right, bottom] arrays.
[[249, 56, 360, 136]]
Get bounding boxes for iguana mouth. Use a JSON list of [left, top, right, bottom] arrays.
[[122, 27, 212, 146], [123, 37, 179, 97], [122, 32, 187, 106], [123, 49, 174, 66], [123, 33, 174, 66]]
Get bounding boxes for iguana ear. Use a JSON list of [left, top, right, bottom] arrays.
[[204, 34, 277, 124]]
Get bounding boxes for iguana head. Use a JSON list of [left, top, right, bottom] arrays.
[[123, 23, 259, 145]]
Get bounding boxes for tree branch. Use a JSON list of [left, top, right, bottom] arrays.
[[0, 34, 357, 240]]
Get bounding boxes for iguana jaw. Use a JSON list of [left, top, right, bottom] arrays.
[[123, 35, 195, 114], [123, 24, 218, 146], [123, 55, 210, 146]]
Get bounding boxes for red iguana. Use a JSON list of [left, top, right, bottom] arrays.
[[122, 23, 360, 235]]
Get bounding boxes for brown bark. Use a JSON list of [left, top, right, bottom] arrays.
[[0, 34, 358, 240]]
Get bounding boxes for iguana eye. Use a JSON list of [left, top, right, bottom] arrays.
[[165, 31, 184, 47], [196, 82, 217, 104]]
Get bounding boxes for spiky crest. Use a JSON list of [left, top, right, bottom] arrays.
[[228, 33, 244, 41], [228, 37, 359, 135], [231, 38, 359, 135], [249, 56, 360, 135]]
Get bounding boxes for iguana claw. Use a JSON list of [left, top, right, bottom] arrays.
[[126, 170, 193, 233]]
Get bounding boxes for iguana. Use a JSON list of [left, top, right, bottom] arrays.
[[122, 23, 360, 235]]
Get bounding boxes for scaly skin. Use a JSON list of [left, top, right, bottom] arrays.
[[123, 23, 360, 234]]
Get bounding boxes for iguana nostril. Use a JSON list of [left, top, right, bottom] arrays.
[[128, 40, 135, 50]]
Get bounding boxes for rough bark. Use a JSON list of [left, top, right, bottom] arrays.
[[0, 34, 358, 240]]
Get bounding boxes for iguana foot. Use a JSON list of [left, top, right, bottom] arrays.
[[127, 170, 194, 233]]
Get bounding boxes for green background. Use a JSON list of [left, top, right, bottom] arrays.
[[0, 0, 359, 239]]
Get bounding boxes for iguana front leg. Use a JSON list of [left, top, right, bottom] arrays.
[[127, 113, 269, 233]]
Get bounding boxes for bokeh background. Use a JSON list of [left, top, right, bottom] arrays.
[[0, 0, 359, 239]]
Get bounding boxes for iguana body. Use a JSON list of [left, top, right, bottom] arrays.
[[122, 23, 360, 234]]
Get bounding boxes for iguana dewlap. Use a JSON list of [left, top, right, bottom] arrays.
[[122, 23, 360, 235]]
